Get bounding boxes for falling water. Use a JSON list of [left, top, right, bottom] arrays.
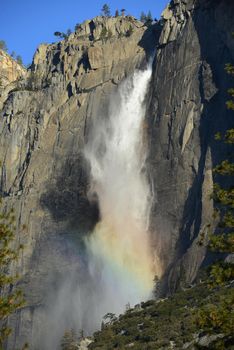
[[40, 63, 161, 350], [84, 62, 160, 322]]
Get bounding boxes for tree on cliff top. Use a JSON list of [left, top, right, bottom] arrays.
[[16, 55, 23, 66], [121, 9, 126, 16], [140, 12, 147, 23], [0, 40, 7, 52], [101, 4, 111, 17], [0, 198, 26, 348]]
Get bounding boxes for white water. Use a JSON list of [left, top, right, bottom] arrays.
[[84, 62, 160, 322], [40, 63, 161, 349]]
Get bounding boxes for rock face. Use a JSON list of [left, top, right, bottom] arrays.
[[147, 0, 234, 293], [0, 50, 26, 88], [0, 16, 158, 349], [0, 2, 233, 348], [0, 50, 26, 111]]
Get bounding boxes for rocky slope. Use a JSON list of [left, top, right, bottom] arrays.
[[88, 280, 233, 349], [0, 0, 233, 348]]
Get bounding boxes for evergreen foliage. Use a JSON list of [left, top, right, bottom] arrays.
[[54, 30, 71, 40], [195, 62, 234, 348], [0, 198, 25, 348], [0, 41, 7, 52], [146, 11, 153, 22], [61, 329, 79, 350], [140, 11, 153, 25], [140, 12, 147, 23], [0, 41, 23, 65], [101, 4, 111, 17], [121, 9, 126, 17], [89, 283, 233, 349], [66, 29, 72, 36], [74, 23, 81, 32], [16, 55, 23, 66]]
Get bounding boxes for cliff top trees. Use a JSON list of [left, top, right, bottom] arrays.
[[54, 29, 71, 40], [140, 12, 147, 23], [0, 41, 23, 66], [140, 11, 153, 26], [121, 9, 126, 16], [16, 55, 23, 66], [74, 23, 81, 32], [0, 40, 7, 52], [101, 4, 111, 17]]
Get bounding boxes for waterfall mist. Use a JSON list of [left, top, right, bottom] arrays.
[[84, 64, 159, 307], [39, 63, 161, 349]]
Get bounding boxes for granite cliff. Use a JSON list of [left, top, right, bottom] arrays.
[[0, 0, 233, 348], [147, 0, 234, 293], [0, 16, 158, 349]]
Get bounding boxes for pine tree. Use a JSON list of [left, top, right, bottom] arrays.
[[54, 31, 68, 39], [0, 40, 7, 52], [54, 31, 63, 38], [140, 12, 147, 23], [101, 4, 111, 17], [147, 10, 153, 22], [121, 9, 126, 17], [0, 198, 25, 348], [145, 11, 153, 27], [208, 62, 234, 287], [16, 55, 23, 66], [61, 329, 79, 350], [66, 29, 72, 36], [74, 23, 81, 32]]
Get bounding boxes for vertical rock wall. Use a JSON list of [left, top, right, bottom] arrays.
[[0, 17, 158, 349], [147, 0, 234, 292], [0, 1, 234, 346]]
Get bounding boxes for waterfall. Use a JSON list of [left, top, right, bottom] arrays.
[[84, 62, 160, 325], [40, 63, 161, 350]]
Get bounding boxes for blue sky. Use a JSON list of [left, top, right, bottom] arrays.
[[0, 0, 168, 65]]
